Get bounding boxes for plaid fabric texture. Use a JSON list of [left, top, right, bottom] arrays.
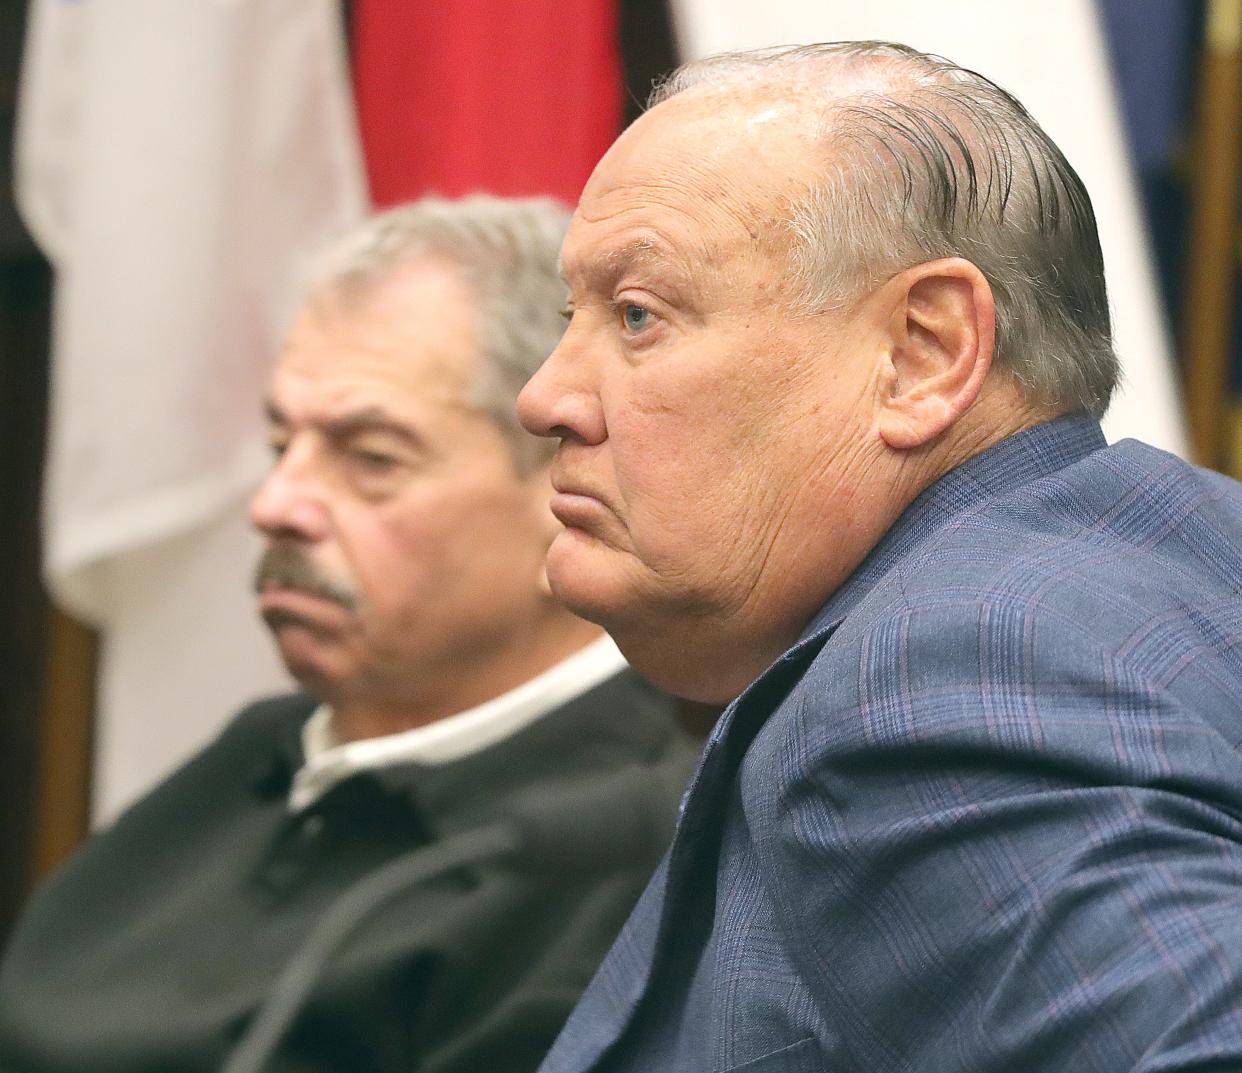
[[541, 414, 1242, 1073]]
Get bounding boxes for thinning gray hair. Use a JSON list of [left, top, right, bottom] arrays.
[[652, 42, 1119, 418], [306, 194, 571, 472]]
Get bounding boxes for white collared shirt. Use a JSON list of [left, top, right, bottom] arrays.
[[289, 634, 628, 811]]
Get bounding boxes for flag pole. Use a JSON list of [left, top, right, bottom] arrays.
[[32, 608, 96, 882], [1182, 0, 1242, 469]]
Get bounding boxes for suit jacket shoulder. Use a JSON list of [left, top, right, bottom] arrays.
[[742, 422, 1242, 1071], [544, 416, 1242, 1073]]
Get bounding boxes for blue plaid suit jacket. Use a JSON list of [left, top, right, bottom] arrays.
[[539, 414, 1242, 1073]]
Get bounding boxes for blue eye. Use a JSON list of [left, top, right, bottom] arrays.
[[622, 304, 650, 332]]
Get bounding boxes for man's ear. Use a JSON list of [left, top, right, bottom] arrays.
[[875, 257, 996, 450]]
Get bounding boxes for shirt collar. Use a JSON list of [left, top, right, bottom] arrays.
[[289, 634, 628, 811]]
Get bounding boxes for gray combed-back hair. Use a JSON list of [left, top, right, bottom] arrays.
[[305, 194, 571, 472], [652, 42, 1119, 418]]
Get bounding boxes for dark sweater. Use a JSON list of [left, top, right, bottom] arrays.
[[0, 670, 698, 1073]]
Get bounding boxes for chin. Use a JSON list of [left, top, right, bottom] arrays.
[[545, 550, 627, 630], [545, 534, 755, 702], [271, 629, 352, 694]]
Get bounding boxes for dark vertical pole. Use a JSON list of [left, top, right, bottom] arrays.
[[31, 608, 97, 884], [1182, 0, 1242, 469], [0, 0, 62, 940], [618, 0, 680, 127], [0, 2, 97, 938], [0, 254, 54, 941]]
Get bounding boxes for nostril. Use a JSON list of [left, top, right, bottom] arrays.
[[264, 523, 311, 543]]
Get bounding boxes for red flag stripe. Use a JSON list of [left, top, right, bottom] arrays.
[[353, 0, 623, 208]]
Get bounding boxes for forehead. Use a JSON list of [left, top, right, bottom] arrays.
[[273, 258, 481, 415], [562, 93, 813, 282]]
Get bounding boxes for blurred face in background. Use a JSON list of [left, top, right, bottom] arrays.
[[249, 258, 559, 720]]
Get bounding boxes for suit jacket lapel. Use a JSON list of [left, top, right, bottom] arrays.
[[545, 621, 842, 1072]]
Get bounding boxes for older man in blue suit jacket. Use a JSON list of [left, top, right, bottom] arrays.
[[517, 40, 1242, 1073]]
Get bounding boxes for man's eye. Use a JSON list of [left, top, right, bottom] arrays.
[[560, 304, 575, 321], [622, 304, 651, 332], [351, 450, 398, 471], [268, 439, 289, 459]]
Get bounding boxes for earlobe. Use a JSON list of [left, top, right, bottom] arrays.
[[876, 258, 995, 451]]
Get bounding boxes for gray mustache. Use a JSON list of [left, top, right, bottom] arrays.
[[253, 545, 358, 610]]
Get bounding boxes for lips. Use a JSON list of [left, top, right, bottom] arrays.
[[550, 463, 613, 503], [548, 455, 626, 538], [549, 490, 614, 530], [256, 584, 352, 631], [549, 468, 613, 516]]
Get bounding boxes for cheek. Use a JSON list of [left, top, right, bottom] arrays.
[[608, 406, 761, 589], [604, 348, 826, 591], [352, 485, 544, 605], [342, 523, 433, 610], [608, 361, 777, 523]]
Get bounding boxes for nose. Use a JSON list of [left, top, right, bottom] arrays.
[[248, 445, 332, 543], [517, 334, 606, 446]]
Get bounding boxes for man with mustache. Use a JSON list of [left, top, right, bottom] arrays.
[[0, 196, 698, 1073], [515, 42, 1242, 1073]]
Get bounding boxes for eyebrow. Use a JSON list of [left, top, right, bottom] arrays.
[[562, 237, 696, 297], [263, 399, 426, 449], [263, 398, 287, 426]]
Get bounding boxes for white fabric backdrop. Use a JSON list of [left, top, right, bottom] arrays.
[[17, 0, 367, 821], [668, 0, 1187, 457]]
